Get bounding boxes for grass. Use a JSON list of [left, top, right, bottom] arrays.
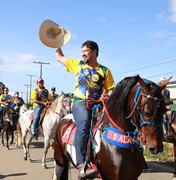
[[144, 142, 174, 161]]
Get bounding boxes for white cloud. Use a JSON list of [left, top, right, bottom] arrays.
[[168, 0, 176, 22], [19, 53, 37, 62]]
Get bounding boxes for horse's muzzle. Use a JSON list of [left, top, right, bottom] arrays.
[[149, 145, 163, 154]]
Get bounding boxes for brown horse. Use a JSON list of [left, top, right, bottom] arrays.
[[52, 75, 166, 180]]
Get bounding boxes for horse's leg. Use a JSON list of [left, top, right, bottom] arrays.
[[15, 122, 22, 147], [60, 163, 69, 180], [173, 140, 176, 178], [10, 130, 14, 145], [1, 129, 4, 146], [26, 133, 34, 162], [5, 129, 9, 150], [52, 160, 64, 180], [42, 135, 50, 168], [22, 130, 28, 161]]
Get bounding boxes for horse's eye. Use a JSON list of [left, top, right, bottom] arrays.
[[144, 111, 154, 117]]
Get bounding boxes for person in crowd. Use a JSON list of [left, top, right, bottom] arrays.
[[0, 87, 13, 116], [30, 78, 51, 135], [55, 40, 115, 178], [12, 91, 25, 114], [50, 87, 59, 101], [63, 93, 72, 114], [158, 77, 171, 139]]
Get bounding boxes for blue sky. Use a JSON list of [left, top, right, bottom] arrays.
[[0, 0, 176, 100]]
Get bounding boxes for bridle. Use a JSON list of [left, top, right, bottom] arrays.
[[127, 85, 161, 129]]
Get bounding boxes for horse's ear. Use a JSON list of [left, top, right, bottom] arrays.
[[138, 77, 148, 92], [157, 80, 169, 90], [157, 76, 172, 90]]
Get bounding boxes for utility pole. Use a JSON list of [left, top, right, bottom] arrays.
[[33, 61, 50, 78], [27, 75, 35, 103], [24, 84, 30, 102], [20, 91, 24, 99]]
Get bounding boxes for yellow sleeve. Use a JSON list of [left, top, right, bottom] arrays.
[[103, 69, 115, 91], [66, 58, 80, 74], [31, 90, 37, 100], [48, 93, 51, 101], [0, 95, 3, 101]]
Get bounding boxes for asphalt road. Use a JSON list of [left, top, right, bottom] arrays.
[[0, 137, 175, 180]]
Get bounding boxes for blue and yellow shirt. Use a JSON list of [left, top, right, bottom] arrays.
[[66, 58, 115, 104], [31, 88, 50, 109]]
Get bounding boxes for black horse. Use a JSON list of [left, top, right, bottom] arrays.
[[1, 107, 19, 149]]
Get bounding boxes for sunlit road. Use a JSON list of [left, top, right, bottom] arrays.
[[0, 137, 174, 180]]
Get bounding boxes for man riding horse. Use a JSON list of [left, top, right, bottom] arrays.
[[30, 78, 51, 135], [55, 40, 115, 179]]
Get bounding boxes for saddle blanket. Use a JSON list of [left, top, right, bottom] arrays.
[[61, 123, 76, 145]]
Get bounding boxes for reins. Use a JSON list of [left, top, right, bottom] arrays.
[[86, 99, 124, 133]]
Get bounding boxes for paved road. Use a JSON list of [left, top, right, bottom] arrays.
[[0, 137, 174, 180]]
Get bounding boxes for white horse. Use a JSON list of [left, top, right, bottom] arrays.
[[42, 95, 65, 168], [19, 95, 65, 167], [15, 104, 28, 147]]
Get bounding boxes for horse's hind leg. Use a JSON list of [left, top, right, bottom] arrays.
[[42, 135, 50, 168], [52, 160, 65, 180], [26, 133, 34, 162], [22, 130, 28, 161], [172, 140, 176, 178]]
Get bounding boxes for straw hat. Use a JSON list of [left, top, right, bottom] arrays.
[[39, 19, 71, 48]]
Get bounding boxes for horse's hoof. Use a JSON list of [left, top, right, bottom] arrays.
[[24, 156, 27, 161], [143, 168, 151, 173], [42, 164, 47, 169]]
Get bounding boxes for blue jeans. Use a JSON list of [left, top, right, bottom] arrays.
[[0, 106, 6, 116], [72, 100, 92, 165], [31, 105, 43, 135]]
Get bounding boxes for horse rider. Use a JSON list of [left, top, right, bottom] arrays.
[[158, 77, 171, 139], [30, 78, 51, 135], [55, 40, 115, 178], [0, 87, 13, 116], [50, 87, 59, 102], [0, 87, 13, 128], [11, 91, 25, 114], [63, 93, 72, 114]]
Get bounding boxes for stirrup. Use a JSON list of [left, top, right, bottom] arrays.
[[78, 163, 98, 179]]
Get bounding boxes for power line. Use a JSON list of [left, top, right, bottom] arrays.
[[33, 61, 50, 78]]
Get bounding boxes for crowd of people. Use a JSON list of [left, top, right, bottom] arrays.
[[0, 81, 72, 128]]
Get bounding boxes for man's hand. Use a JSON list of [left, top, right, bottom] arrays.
[[100, 93, 109, 101]]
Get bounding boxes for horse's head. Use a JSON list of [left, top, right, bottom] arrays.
[[19, 105, 28, 115], [4, 108, 18, 125], [107, 75, 166, 154], [127, 76, 166, 154]]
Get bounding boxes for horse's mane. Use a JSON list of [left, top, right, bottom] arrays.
[[107, 75, 140, 121], [46, 94, 64, 115]]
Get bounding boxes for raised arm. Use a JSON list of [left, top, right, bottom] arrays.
[[55, 48, 67, 66]]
